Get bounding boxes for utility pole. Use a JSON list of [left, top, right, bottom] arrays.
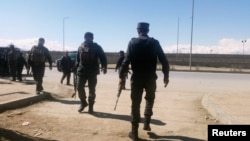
[[189, 0, 194, 70], [241, 40, 247, 55], [63, 17, 69, 51], [176, 17, 180, 62]]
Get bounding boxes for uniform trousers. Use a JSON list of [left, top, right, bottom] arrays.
[[31, 63, 45, 91], [77, 73, 97, 104], [130, 75, 156, 126]]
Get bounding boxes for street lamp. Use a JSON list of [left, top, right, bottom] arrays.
[[63, 17, 69, 51], [241, 40, 247, 55]]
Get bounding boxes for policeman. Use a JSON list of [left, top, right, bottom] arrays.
[[7, 44, 18, 81], [76, 32, 107, 114], [16, 52, 28, 81], [27, 38, 52, 94], [119, 22, 170, 140], [115, 50, 127, 89], [2, 49, 9, 76], [60, 51, 72, 85]]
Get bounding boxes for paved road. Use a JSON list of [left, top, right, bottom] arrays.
[[1, 68, 250, 141]]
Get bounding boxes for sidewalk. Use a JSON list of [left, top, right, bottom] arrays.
[[0, 77, 51, 113]]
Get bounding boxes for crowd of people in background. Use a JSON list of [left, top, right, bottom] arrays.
[[0, 45, 28, 81]]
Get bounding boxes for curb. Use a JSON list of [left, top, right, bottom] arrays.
[[201, 93, 239, 124], [0, 92, 52, 113]]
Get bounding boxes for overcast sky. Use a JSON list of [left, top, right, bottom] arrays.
[[0, 0, 250, 54]]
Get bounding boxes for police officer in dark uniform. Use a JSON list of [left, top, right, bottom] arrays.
[[27, 38, 52, 94], [60, 50, 72, 85], [7, 44, 19, 81], [119, 22, 170, 140], [76, 32, 107, 113], [2, 49, 9, 76], [115, 50, 127, 89], [17, 52, 28, 81]]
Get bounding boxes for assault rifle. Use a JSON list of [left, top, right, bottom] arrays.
[[71, 63, 78, 99], [26, 67, 30, 76], [71, 72, 77, 99], [114, 82, 123, 111]]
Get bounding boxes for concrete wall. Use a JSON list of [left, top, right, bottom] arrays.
[[22, 51, 250, 69], [99, 53, 250, 69], [167, 53, 250, 69]]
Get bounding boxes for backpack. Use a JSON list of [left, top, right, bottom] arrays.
[[30, 46, 46, 63], [61, 56, 72, 70], [79, 43, 98, 65]]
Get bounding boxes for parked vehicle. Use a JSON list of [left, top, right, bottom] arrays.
[[55, 51, 77, 72]]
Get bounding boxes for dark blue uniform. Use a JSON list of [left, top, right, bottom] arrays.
[[16, 53, 27, 81], [7, 45, 19, 81], [27, 38, 52, 94], [60, 55, 72, 85], [119, 23, 170, 140], [115, 51, 127, 89], [76, 40, 107, 113]]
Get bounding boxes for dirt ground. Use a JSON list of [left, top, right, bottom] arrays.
[[0, 95, 216, 141], [0, 70, 222, 141]]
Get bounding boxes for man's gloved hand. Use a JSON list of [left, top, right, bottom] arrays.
[[75, 62, 79, 68], [72, 62, 79, 72], [119, 78, 122, 85], [164, 77, 169, 88]]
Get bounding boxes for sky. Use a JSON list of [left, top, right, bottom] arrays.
[[0, 0, 250, 54]]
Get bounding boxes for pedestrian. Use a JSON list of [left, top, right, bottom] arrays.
[[27, 38, 53, 95], [76, 32, 107, 114], [60, 50, 72, 85], [7, 44, 19, 81], [115, 50, 127, 89], [16, 52, 28, 81], [119, 22, 170, 140], [0, 53, 3, 76], [0, 49, 8, 76]]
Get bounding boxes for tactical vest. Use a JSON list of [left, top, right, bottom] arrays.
[[30, 46, 46, 63], [79, 44, 98, 65], [8, 50, 19, 61], [61, 56, 72, 70]]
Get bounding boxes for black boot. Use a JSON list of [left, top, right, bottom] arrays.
[[11, 77, 16, 81], [128, 124, 139, 141], [143, 116, 151, 131], [88, 101, 95, 114], [67, 77, 70, 85], [78, 100, 88, 113]]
